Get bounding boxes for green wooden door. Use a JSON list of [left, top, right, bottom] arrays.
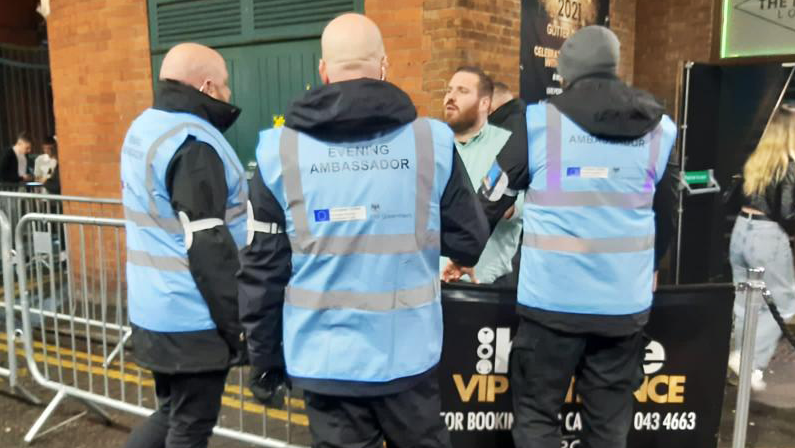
[[147, 0, 363, 170]]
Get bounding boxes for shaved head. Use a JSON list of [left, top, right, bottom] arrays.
[[319, 14, 387, 83], [490, 82, 514, 114], [159, 43, 232, 103]]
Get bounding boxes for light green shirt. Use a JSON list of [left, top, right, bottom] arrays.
[[440, 123, 524, 284]]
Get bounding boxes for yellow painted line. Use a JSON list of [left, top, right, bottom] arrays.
[[0, 331, 141, 371], [0, 332, 308, 423], [1, 332, 305, 409], [221, 396, 308, 426], [0, 341, 155, 387]]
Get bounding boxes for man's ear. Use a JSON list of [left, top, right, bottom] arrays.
[[318, 60, 330, 85], [481, 96, 492, 113]]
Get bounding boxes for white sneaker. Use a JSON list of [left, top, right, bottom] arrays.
[[727, 351, 767, 391], [728, 350, 741, 376], [751, 369, 767, 392]]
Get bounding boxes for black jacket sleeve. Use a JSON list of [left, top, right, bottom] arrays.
[[478, 112, 530, 231], [238, 168, 291, 372], [43, 167, 61, 194], [0, 149, 22, 184], [652, 153, 680, 269], [165, 138, 245, 362], [440, 148, 490, 266]]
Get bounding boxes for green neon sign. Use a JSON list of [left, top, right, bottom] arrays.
[[721, 0, 795, 58]]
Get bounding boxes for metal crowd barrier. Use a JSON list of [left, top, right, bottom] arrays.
[[8, 212, 307, 447], [0, 192, 122, 405]]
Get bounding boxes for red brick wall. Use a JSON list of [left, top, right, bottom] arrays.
[[366, 0, 432, 115], [368, 0, 522, 119], [372, 0, 638, 118], [47, 0, 153, 200], [633, 0, 716, 113]]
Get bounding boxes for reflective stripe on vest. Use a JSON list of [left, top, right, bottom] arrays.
[[277, 119, 438, 256], [523, 233, 655, 253], [127, 250, 188, 271], [285, 281, 438, 311]]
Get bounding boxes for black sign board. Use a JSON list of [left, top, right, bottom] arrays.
[[439, 283, 735, 448]]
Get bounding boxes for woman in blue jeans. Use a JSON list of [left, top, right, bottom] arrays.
[[730, 107, 795, 391]]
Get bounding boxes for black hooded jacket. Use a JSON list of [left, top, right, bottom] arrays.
[[238, 79, 489, 396], [130, 80, 246, 373], [479, 75, 680, 336]]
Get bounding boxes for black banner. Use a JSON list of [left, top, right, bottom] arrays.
[[439, 283, 735, 448], [520, 0, 610, 104]]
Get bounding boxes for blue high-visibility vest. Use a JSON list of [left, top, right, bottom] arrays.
[[121, 109, 247, 332], [519, 103, 676, 315], [257, 119, 454, 383]]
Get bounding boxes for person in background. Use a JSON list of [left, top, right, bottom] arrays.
[[0, 132, 33, 184], [440, 67, 524, 285], [34, 135, 58, 183], [729, 106, 795, 392], [489, 82, 526, 121]]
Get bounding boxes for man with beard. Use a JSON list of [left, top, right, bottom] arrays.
[[239, 13, 488, 448], [452, 26, 679, 448], [441, 67, 524, 285]]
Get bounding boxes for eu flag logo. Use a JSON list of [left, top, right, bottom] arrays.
[[314, 209, 330, 222], [567, 167, 581, 177]]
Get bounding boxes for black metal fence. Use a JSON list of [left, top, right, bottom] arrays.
[[0, 44, 54, 149]]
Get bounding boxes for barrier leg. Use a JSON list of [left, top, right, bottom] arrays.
[[1, 210, 40, 404], [77, 397, 113, 425], [732, 267, 765, 448], [25, 388, 67, 443]]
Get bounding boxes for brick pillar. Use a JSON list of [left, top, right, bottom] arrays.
[[48, 0, 153, 200], [368, 0, 521, 119], [47, 0, 153, 297]]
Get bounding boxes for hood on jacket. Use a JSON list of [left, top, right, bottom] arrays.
[[489, 98, 527, 129], [155, 80, 241, 133], [285, 79, 418, 142], [550, 75, 665, 141]]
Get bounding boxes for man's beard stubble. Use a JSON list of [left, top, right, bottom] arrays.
[[445, 102, 480, 135]]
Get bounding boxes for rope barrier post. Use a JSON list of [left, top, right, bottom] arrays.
[[732, 266, 765, 448]]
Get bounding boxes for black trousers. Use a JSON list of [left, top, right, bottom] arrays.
[[511, 318, 645, 448], [304, 375, 451, 448], [123, 369, 228, 448]]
